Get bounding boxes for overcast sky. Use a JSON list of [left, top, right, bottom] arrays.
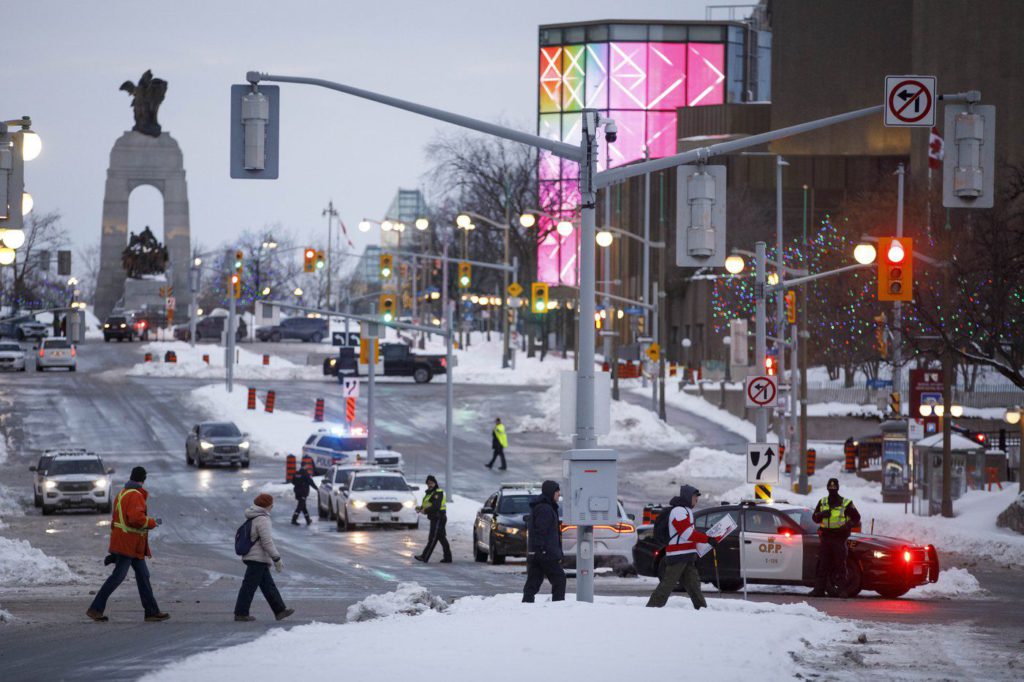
[[4, 0, 711, 261]]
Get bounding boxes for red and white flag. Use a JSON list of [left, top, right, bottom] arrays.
[[928, 126, 944, 170]]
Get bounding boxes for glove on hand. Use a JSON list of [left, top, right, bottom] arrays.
[[274, 559, 283, 573]]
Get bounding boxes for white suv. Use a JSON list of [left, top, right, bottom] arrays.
[[335, 469, 419, 532], [32, 452, 114, 515], [36, 337, 76, 372]]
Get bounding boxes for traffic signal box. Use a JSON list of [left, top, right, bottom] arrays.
[[230, 273, 241, 299], [458, 261, 472, 288], [380, 253, 393, 279], [784, 290, 796, 324], [303, 248, 316, 273], [234, 250, 244, 274], [315, 250, 325, 270], [764, 355, 777, 376], [379, 294, 397, 322], [878, 237, 913, 302], [531, 282, 549, 314]]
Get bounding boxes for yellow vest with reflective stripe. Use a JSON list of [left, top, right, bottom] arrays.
[[423, 488, 446, 512], [817, 497, 851, 530], [113, 489, 149, 536]]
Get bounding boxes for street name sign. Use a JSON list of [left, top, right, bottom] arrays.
[[884, 75, 936, 127]]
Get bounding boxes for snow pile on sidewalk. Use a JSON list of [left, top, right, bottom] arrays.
[[418, 336, 573, 386], [128, 341, 323, 381], [639, 386, 777, 444], [346, 582, 448, 622], [0, 537, 79, 586], [192, 384, 317, 457], [905, 567, 984, 599], [631, 447, 745, 489], [145, 593, 853, 681], [517, 385, 693, 450], [0, 483, 22, 529]]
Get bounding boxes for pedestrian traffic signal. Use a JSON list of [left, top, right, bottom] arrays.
[[380, 253, 393, 279], [315, 250, 325, 270], [303, 247, 316, 273], [458, 261, 471, 288], [234, 250, 244, 274], [379, 294, 397, 322], [764, 355, 777, 376], [531, 282, 549, 314], [230, 273, 241, 299], [877, 237, 913, 302], [784, 290, 796, 324]]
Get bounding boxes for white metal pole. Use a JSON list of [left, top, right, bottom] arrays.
[[893, 164, 904, 404], [226, 250, 236, 393], [775, 156, 787, 453], [445, 301, 454, 495], [755, 242, 767, 443]]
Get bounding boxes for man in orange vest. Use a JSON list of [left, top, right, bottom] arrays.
[[86, 466, 169, 622]]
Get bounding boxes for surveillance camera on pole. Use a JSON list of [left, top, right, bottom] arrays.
[[943, 100, 995, 209], [676, 164, 727, 268], [230, 83, 280, 179]]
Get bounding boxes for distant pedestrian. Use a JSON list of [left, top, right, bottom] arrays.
[[809, 478, 861, 597], [522, 480, 566, 603], [86, 466, 169, 623], [234, 493, 294, 622], [290, 467, 318, 526], [414, 475, 452, 563], [486, 418, 508, 470], [646, 485, 713, 609]]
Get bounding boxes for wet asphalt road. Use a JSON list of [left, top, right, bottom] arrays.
[[0, 339, 1021, 681]]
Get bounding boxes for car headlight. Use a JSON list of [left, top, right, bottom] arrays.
[[239, 441, 250, 449], [402, 500, 415, 509], [497, 524, 520, 535], [44, 480, 57, 490], [94, 479, 108, 489], [350, 499, 367, 509], [872, 550, 889, 559], [200, 440, 214, 450], [120, 323, 126, 328], [329, 359, 337, 366], [103, 323, 110, 329]]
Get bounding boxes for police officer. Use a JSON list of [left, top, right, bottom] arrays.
[[810, 477, 861, 597], [486, 418, 508, 470], [290, 466, 318, 526], [415, 475, 452, 563]]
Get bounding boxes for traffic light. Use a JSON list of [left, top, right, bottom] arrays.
[[784, 290, 796, 324], [531, 282, 549, 314], [458, 261, 471, 288], [877, 237, 913, 301], [379, 294, 397, 322], [230, 273, 241, 299], [234, 250, 244, 274], [315, 250, 325, 270], [380, 253, 393, 279], [764, 355, 777, 376], [303, 247, 316, 273]]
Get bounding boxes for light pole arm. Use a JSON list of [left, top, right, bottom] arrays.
[[731, 247, 807, 276], [766, 262, 870, 293], [603, 225, 665, 248], [249, 72, 582, 162], [459, 211, 506, 231]]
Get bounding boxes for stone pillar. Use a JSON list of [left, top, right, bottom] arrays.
[[94, 131, 192, 320]]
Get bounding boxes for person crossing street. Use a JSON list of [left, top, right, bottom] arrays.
[[234, 493, 295, 621], [522, 480, 566, 602], [646, 485, 713, 610], [809, 477, 861, 597], [86, 466, 169, 623], [290, 466, 318, 526], [415, 475, 452, 563], [486, 418, 508, 470]]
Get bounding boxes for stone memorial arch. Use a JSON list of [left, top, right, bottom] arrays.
[[95, 71, 192, 320]]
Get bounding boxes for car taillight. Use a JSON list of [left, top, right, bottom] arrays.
[[903, 549, 912, 563], [440, 358, 446, 368], [71, 346, 76, 357], [39, 349, 44, 358], [612, 522, 635, 534]]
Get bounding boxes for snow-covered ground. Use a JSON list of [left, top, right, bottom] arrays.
[[632, 384, 776, 444], [191, 384, 321, 458], [128, 341, 323, 381], [144, 586, 858, 682], [0, 536, 80, 587]]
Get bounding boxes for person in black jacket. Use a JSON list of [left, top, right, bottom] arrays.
[[290, 467, 318, 526], [415, 475, 452, 563], [809, 477, 861, 597], [522, 480, 566, 603]]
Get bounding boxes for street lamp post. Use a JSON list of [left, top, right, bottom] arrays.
[[458, 210, 514, 369], [1004, 407, 1024, 493], [322, 200, 338, 309]]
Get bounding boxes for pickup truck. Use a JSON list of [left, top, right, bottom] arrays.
[[323, 342, 446, 384]]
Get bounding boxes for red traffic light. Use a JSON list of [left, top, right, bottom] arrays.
[[886, 239, 906, 264], [764, 356, 777, 376], [304, 248, 316, 259]]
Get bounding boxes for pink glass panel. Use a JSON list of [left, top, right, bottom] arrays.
[[646, 43, 686, 110], [686, 43, 725, 106], [606, 110, 645, 168], [609, 42, 648, 109], [645, 111, 678, 158]]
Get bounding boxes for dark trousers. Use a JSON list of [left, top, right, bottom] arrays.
[[815, 534, 849, 592], [89, 554, 161, 616], [646, 559, 706, 609], [421, 513, 452, 561], [234, 560, 286, 616], [487, 445, 506, 469], [522, 554, 566, 602], [292, 495, 310, 520]]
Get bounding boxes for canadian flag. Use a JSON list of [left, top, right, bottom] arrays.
[[928, 127, 944, 170]]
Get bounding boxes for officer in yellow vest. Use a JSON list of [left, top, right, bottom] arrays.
[[810, 477, 861, 597], [415, 475, 452, 563]]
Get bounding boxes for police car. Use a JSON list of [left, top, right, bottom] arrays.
[[29, 450, 115, 516], [332, 469, 419, 532], [632, 500, 940, 599], [302, 427, 404, 474], [316, 463, 364, 523]]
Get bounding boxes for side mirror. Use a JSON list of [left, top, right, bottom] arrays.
[[627, 513, 636, 521], [107, 468, 116, 475], [481, 506, 494, 514], [29, 466, 37, 472]]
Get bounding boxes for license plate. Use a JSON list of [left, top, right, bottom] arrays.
[[52, 352, 64, 357], [913, 565, 923, 575]]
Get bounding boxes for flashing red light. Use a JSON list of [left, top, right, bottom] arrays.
[[887, 239, 906, 264], [39, 348, 44, 358], [975, 433, 986, 443], [305, 248, 316, 259], [780, 529, 792, 537], [139, 320, 147, 329], [764, 356, 778, 376]]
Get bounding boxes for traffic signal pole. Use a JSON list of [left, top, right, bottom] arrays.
[[893, 164, 905, 405], [226, 249, 236, 394], [754, 242, 768, 443]]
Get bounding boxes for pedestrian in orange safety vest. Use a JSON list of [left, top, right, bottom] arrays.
[[86, 466, 169, 622]]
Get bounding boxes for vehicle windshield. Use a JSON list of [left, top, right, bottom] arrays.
[[782, 508, 820, 533], [48, 459, 105, 475], [202, 423, 242, 438], [351, 475, 407, 492], [106, 317, 127, 324], [0, 343, 21, 351], [498, 495, 533, 515], [45, 339, 71, 349], [319, 436, 368, 451]]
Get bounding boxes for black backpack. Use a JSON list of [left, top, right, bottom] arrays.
[[234, 518, 256, 556], [653, 506, 675, 544]]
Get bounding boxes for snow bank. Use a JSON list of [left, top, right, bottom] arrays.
[[0, 536, 79, 586], [644, 386, 777, 444], [630, 447, 745, 489], [191, 384, 318, 458], [144, 593, 852, 682], [346, 582, 448, 622], [419, 336, 574, 386], [518, 385, 693, 450], [128, 341, 323, 381], [0, 606, 12, 623], [0, 483, 22, 529], [905, 567, 984, 599]]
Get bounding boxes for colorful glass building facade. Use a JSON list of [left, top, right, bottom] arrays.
[[536, 20, 770, 285]]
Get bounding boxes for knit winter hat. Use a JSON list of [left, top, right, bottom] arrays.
[[425, 475, 438, 486], [130, 466, 147, 483], [254, 493, 274, 508]]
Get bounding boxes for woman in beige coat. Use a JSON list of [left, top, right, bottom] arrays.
[[234, 493, 294, 621]]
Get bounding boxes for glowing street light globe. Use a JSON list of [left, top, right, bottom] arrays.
[[595, 230, 614, 248], [724, 255, 745, 274], [0, 247, 14, 265], [919, 404, 932, 417], [950, 405, 964, 418], [293, 287, 304, 297], [556, 221, 574, 237], [519, 213, 536, 228], [767, 272, 780, 286], [456, 214, 472, 228], [854, 243, 877, 265], [381, 220, 393, 232], [22, 192, 33, 216], [21, 131, 42, 161], [415, 218, 429, 231], [358, 220, 372, 232], [1005, 407, 1022, 425], [1, 228, 25, 249]]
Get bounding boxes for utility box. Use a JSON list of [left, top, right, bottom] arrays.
[[561, 449, 618, 526]]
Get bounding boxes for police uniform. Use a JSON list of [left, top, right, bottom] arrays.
[[416, 480, 452, 563], [811, 481, 861, 596]]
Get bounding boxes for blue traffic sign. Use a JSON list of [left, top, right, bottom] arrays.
[[866, 378, 893, 389]]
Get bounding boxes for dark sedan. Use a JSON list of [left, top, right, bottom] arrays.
[[632, 501, 939, 599], [472, 484, 542, 564]]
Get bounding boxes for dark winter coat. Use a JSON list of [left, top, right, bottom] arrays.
[[292, 469, 318, 499], [527, 485, 563, 560]]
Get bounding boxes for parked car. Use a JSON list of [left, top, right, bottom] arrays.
[[0, 315, 48, 341], [332, 468, 419, 532], [0, 341, 27, 371], [30, 450, 114, 515], [36, 337, 76, 372], [185, 421, 251, 468], [172, 313, 247, 342], [102, 315, 135, 342], [316, 463, 366, 522], [323, 342, 446, 384], [472, 483, 542, 564], [561, 500, 637, 572], [128, 309, 166, 340], [256, 316, 328, 343]]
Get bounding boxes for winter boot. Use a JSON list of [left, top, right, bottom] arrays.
[[291, 514, 300, 526], [305, 515, 312, 526]]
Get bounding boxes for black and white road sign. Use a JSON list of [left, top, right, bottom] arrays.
[[342, 376, 360, 398], [745, 375, 778, 408], [884, 75, 936, 127], [332, 331, 361, 347], [747, 442, 780, 484]]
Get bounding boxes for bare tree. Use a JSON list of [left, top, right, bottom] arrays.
[[9, 210, 70, 310], [76, 243, 101, 302]]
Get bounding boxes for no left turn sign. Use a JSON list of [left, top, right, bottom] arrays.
[[745, 375, 778, 408], [884, 75, 936, 127]]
